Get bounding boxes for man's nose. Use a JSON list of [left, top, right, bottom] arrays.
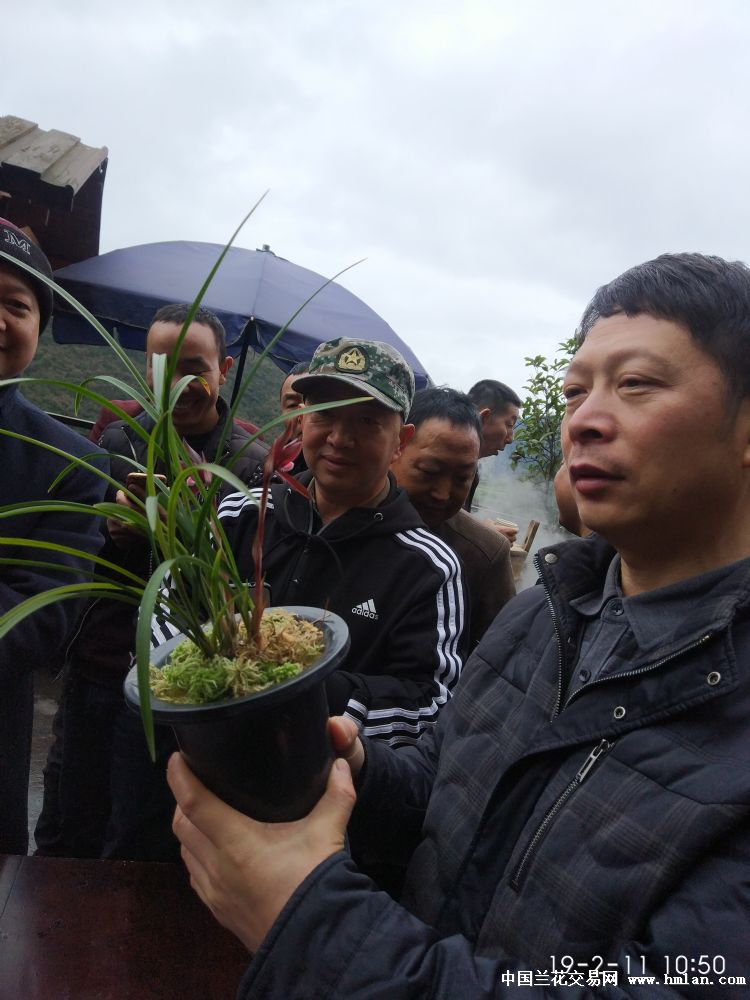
[[326, 420, 354, 446], [176, 375, 209, 393], [430, 478, 451, 502], [564, 390, 614, 442]]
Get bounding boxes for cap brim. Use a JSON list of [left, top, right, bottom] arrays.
[[292, 373, 403, 413]]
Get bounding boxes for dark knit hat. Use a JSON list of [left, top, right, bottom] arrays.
[[0, 218, 53, 333]]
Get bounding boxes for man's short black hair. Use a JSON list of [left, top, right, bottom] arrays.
[[407, 387, 483, 441], [578, 253, 750, 407], [280, 362, 308, 401], [149, 303, 227, 361], [466, 379, 522, 413]]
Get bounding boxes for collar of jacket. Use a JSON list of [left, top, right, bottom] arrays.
[[271, 470, 426, 541], [528, 534, 750, 745], [0, 382, 20, 419], [536, 534, 750, 659]]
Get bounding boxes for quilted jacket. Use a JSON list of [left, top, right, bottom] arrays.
[[239, 534, 750, 998]]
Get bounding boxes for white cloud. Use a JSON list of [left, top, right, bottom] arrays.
[[6, 0, 750, 396]]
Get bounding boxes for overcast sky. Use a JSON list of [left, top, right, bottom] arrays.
[[6, 1, 750, 395]]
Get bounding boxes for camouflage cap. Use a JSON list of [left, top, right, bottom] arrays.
[[293, 337, 415, 416]]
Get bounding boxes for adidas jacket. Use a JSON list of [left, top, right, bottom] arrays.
[[215, 473, 468, 745]]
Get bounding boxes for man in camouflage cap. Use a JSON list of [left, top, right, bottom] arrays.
[[218, 335, 467, 748]]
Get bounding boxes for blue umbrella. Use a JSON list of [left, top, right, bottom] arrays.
[[52, 242, 430, 393]]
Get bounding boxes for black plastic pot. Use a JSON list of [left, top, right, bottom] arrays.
[[123, 606, 350, 822]]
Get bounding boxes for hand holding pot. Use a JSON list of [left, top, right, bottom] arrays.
[[167, 751, 356, 954], [328, 715, 365, 778]]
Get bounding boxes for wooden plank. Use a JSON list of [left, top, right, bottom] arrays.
[[0, 855, 249, 999], [42, 142, 108, 193], [522, 519, 540, 553], [0, 115, 36, 150], [0, 853, 22, 918], [3, 128, 80, 174]]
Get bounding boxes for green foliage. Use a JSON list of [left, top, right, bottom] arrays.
[[511, 337, 577, 483], [0, 207, 333, 758]]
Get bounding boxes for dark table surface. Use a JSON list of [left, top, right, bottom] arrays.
[[0, 853, 250, 999]]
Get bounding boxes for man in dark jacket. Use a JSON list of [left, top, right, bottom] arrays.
[[35, 304, 268, 859], [0, 219, 107, 854], [168, 253, 750, 998], [464, 378, 521, 532], [203, 337, 467, 745], [392, 386, 515, 646]]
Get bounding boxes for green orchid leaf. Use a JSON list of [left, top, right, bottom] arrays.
[[0, 536, 147, 585], [0, 426, 122, 496], [145, 495, 162, 533], [0, 582, 139, 640], [134, 557, 181, 760]]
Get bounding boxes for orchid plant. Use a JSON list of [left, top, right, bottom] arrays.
[[0, 204, 360, 757]]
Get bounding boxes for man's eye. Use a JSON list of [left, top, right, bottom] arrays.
[[562, 386, 583, 403], [619, 376, 652, 389], [6, 298, 30, 313]]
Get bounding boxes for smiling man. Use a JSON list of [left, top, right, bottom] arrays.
[[169, 254, 750, 999], [392, 386, 515, 645], [217, 337, 467, 745], [144, 307, 234, 436], [0, 219, 106, 854]]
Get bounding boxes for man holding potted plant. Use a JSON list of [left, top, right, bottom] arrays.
[[0, 219, 107, 854], [169, 252, 750, 998]]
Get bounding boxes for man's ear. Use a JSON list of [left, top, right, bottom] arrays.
[[219, 356, 234, 384], [737, 397, 750, 468], [395, 422, 415, 459], [478, 406, 492, 427]]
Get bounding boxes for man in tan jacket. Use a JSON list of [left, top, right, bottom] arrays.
[[392, 386, 515, 646]]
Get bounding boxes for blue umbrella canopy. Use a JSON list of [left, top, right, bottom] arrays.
[[52, 241, 430, 387]]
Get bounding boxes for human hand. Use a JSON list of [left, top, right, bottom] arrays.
[[484, 518, 518, 544], [167, 751, 356, 954], [328, 715, 365, 778], [106, 490, 143, 547]]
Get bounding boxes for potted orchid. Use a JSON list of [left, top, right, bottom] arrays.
[[0, 211, 352, 821]]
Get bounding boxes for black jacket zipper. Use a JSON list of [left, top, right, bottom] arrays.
[[509, 738, 613, 891]]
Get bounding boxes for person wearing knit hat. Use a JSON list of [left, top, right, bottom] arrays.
[[0, 218, 107, 854], [0, 218, 54, 338]]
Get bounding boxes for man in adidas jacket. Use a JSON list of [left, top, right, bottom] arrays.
[[216, 337, 467, 745]]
